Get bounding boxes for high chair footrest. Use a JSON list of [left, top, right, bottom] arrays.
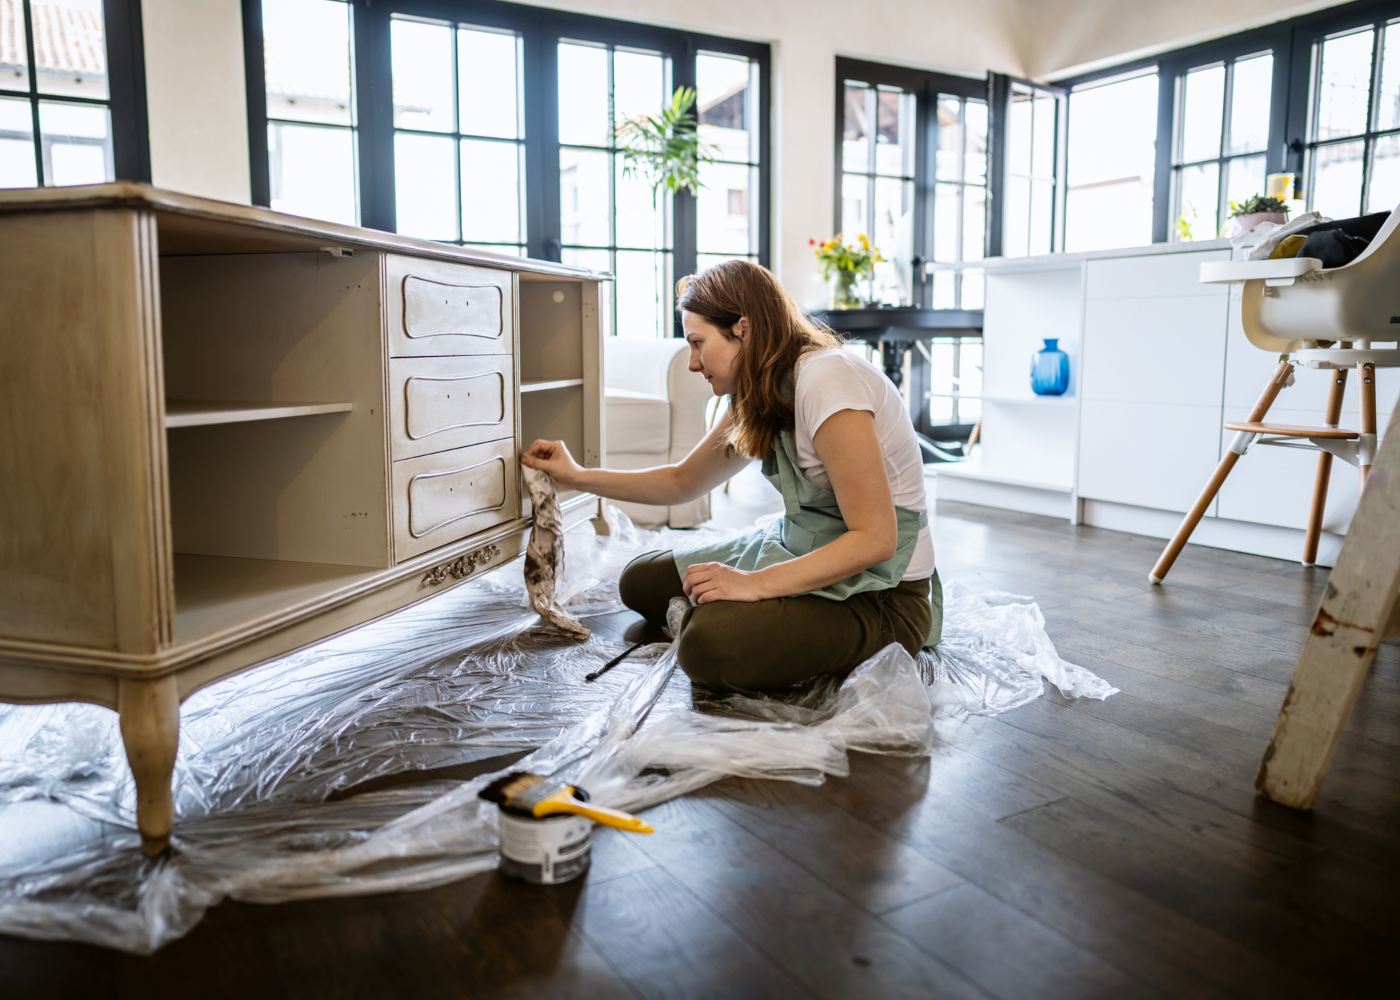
[[1223, 421, 1359, 439]]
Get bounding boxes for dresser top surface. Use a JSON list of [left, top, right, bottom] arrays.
[[0, 182, 611, 282]]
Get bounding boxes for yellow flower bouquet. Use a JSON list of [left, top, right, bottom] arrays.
[[810, 233, 882, 309]]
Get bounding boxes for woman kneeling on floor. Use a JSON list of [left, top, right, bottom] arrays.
[[521, 259, 940, 692]]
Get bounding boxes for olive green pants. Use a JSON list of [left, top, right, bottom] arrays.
[[618, 549, 940, 692]]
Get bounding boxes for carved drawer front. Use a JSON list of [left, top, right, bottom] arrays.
[[389, 355, 515, 461], [392, 438, 518, 562], [386, 254, 515, 358]]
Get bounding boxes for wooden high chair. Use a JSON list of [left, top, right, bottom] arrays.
[[1150, 207, 1400, 584]]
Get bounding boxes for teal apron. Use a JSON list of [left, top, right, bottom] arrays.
[[673, 426, 942, 648]]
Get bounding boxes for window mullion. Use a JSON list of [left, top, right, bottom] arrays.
[[1218, 62, 1233, 233], [1360, 24, 1384, 211], [451, 24, 461, 244], [20, 0, 42, 185], [867, 87, 877, 238]]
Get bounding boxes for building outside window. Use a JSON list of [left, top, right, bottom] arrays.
[[389, 16, 525, 254], [696, 50, 761, 270], [261, 0, 357, 225], [0, 0, 116, 188], [1305, 19, 1400, 219], [1171, 52, 1274, 241]]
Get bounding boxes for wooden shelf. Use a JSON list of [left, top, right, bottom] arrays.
[[165, 400, 354, 428], [520, 378, 584, 393], [174, 553, 380, 644]]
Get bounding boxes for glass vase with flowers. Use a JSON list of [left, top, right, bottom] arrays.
[[811, 233, 881, 309]]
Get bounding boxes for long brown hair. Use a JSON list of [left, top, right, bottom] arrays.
[[676, 259, 842, 459]]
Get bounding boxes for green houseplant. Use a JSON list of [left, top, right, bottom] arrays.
[[615, 86, 714, 207], [1228, 193, 1289, 235], [1228, 194, 1288, 218]]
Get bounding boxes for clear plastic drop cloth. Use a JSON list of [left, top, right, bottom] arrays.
[[0, 509, 1116, 954]]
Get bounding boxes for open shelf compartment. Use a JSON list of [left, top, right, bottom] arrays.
[[165, 400, 354, 428]]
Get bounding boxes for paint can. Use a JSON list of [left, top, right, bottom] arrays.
[[497, 785, 593, 884]]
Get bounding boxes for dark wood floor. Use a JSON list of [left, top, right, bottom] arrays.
[[4, 501, 1398, 999]]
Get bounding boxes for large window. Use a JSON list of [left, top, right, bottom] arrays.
[[1305, 19, 1400, 217], [929, 93, 988, 308], [834, 58, 987, 309], [1064, 71, 1159, 251], [696, 50, 762, 269], [1000, 81, 1064, 258], [259, 0, 357, 225], [0, 0, 147, 188], [390, 17, 524, 252], [557, 40, 671, 337], [840, 78, 915, 304], [1171, 52, 1274, 240], [833, 59, 986, 435], [245, 0, 770, 340], [925, 336, 982, 428], [1054, 2, 1400, 248]]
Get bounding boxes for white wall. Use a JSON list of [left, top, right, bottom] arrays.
[[1024, 0, 1348, 79], [142, 0, 250, 204]]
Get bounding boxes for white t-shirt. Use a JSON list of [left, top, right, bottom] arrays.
[[790, 348, 935, 581]]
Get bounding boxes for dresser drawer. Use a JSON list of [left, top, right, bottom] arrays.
[[389, 355, 515, 461], [392, 438, 519, 561], [385, 254, 515, 357]]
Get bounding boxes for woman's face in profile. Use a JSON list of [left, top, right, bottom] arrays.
[[682, 309, 745, 396]]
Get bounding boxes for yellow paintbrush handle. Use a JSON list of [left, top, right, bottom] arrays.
[[536, 798, 654, 833]]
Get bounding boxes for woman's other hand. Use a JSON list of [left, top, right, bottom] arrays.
[[521, 439, 583, 489], [682, 562, 769, 604]]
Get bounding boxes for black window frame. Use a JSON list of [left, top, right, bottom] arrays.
[[0, 0, 150, 185], [1052, 0, 1400, 245], [242, 0, 770, 337], [987, 73, 1067, 257], [1287, 2, 1400, 216], [832, 57, 987, 307]]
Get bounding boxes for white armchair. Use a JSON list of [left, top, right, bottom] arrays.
[[605, 337, 714, 528]]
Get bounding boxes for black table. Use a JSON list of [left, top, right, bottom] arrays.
[[809, 308, 983, 457]]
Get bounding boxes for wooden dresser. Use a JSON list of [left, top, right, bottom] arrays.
[[0, 183, 610, 853]]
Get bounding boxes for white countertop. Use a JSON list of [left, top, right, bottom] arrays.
[[927, 237, 1233, 273]]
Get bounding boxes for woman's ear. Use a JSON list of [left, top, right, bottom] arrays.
[[732, 316, 749, 341]]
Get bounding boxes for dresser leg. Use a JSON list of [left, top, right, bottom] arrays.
[[118, 676, 180, 856], [590, 496, 613, 536]]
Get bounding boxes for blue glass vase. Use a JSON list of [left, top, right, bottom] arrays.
[[1031, 339, 1070, 396]]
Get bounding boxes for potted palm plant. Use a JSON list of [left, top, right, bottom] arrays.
[[615, 86, 714, 207]]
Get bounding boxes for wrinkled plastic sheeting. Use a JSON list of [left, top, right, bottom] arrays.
[[0, 510, 1115, 953], [918, 580, 1119, 714]]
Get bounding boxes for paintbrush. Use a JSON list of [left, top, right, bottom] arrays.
[[480, 772, 655, 834]]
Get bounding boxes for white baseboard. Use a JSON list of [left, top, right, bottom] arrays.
[[929, 471, 1075, 520], [1081, 499, 1345, 567]]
